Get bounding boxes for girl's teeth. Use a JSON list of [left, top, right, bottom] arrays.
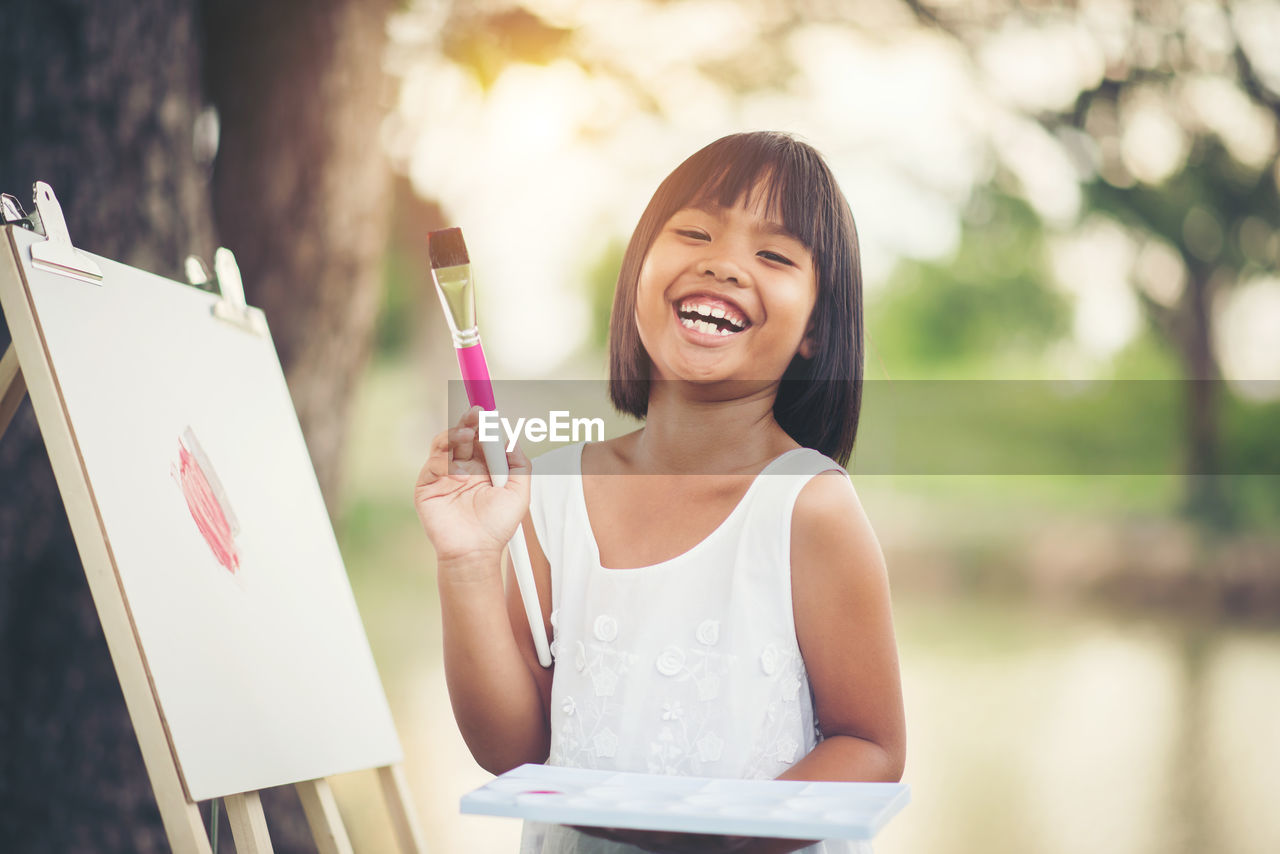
[[678, 303, 746, 336], [680, 301, 746, 327], [682, 317, 721, 336]]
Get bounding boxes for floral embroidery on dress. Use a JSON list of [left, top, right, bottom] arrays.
[[593, 727, 619, 758], [695, 619, 720, 646], [760, 643, 781, 676], [774, 735, 800, 764], [552, 637, 638, 769], [742, 643, 816, 780], [642, 621, 740, 776], [590, 666, 619, 697], [553, 619, 818, 780], [548, 609, 562, 660], [696, 731, 725, 763], [655, 645, 685, 677], [593, 614, 618, 642]]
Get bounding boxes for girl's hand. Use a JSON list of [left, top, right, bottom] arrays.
[[414, 406, 531, 568]]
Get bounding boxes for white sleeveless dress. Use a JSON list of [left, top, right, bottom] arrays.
[[519, 442, 872, 854]]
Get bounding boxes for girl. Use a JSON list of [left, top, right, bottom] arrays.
[[416, 132, 905, 854]]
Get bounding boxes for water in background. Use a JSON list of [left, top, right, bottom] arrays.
[[344, 565, 1280, 854], [880, 594, 1280, 854]]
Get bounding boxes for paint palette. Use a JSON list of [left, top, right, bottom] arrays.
[[462, 764, 910, 841]]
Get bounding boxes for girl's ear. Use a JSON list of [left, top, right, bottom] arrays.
[[797, 325, 816, 359]]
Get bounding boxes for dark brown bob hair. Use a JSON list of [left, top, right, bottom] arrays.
[[607, 131, 864, 466]]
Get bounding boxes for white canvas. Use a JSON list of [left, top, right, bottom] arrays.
[[14, 227, 402, 800]]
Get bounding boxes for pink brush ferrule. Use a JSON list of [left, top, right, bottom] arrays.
[[455, 341, 496, 411]]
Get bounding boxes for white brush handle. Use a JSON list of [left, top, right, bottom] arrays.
[[479, 435, 552, 668]]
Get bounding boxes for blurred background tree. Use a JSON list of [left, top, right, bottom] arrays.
[[897, 0, 1280, 522], [0, 0, 394, 849]]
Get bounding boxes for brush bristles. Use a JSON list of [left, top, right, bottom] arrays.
[[428, 227, 470, 269]]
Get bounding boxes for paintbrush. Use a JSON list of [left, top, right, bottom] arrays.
[[428, 227, 552, 668]]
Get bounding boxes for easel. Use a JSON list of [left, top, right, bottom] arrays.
[[0, 184, 428, 854]]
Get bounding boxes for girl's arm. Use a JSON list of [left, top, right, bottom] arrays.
[[786, 470, 907, 783], [416, 410, 554, 774], [715, 472, 904, 854], [690, 472, 905, 854]]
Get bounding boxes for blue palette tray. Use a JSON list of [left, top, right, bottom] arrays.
[[462, 764, 910, 841]]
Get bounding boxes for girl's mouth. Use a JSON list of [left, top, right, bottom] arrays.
[[674, 295, 752, 337]]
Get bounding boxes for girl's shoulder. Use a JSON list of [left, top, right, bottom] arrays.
[[767, 445, 847, 478], [790, 459, 882, 578]]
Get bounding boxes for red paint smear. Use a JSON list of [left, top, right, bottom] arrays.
[[175, 441, 240, 574]]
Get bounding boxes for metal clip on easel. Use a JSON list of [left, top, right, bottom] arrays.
[[2, 182, 105, 437], [2, 182, 103, 285], [186, 246, 267, 337]]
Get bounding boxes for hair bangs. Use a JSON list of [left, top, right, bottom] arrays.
[[683, 137, 832, 261]]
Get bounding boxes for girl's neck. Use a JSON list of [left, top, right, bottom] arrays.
[[630, 380, 795, 475]]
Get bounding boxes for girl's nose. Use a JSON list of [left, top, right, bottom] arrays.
[[701, 253, 748, 285]]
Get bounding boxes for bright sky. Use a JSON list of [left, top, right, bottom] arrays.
[[384, 0, 1278, 390]]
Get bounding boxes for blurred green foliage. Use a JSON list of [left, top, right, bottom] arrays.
[[869, 190, 1071, 379], [585, 238, 626, 352], [376, 243, 420, 358]]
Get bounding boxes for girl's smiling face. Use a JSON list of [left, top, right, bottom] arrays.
[[634, 186, 818, 388]]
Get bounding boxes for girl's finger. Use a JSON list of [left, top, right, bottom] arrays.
[[417, 430, 452, 486], [503, 440, 531, 498], [507, 440, 531, 473], [449, 426, 477, 462], [450, 457, 489, 479]]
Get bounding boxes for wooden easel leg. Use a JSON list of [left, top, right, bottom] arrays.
[[225, 790, 274, 853], [0, 343, 26, 440], [377, 764, 428, 854], [295, 778, 354, 854]]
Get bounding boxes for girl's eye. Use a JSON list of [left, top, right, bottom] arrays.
[[675, 229, 709, 241], [758, 250, 795, 266]]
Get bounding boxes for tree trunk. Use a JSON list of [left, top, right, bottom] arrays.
[[1179, 269, 1228, 525], [204, 0, 395, 514], [0, 3, 216, 851], [0, 0, 393, 849]]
